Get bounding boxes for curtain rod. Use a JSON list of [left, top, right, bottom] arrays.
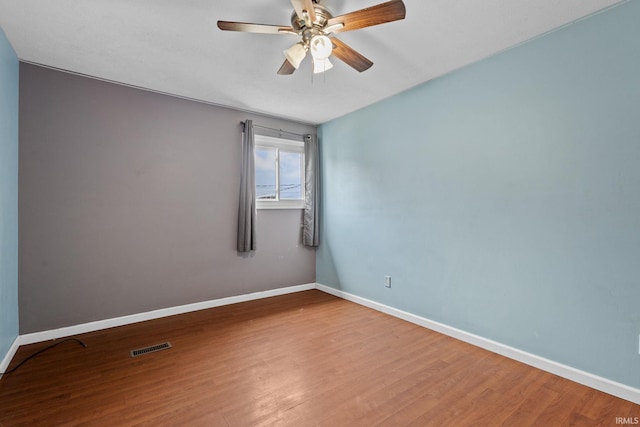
[[241, 121, 307, 138]]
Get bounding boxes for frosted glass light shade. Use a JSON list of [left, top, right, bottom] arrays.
[[313, 57, 333, 74], [309, 35, 332, 60], [283, 43, 307, 69]]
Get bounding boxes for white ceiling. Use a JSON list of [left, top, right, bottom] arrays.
[[0, 0, 624, 125]]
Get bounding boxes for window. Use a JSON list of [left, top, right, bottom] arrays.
[[255, 135, 305, 209]]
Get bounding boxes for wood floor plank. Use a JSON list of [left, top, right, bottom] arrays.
[[0, 290, 637, 426]]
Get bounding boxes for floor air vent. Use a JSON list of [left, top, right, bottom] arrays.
[[130, 342, 172, 358]]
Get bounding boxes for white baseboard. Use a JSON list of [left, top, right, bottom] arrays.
[[9, 282, 639, 405], [0, 335, 21, 378], [20, 283, 316, 345], [315, 283, 640, 405]]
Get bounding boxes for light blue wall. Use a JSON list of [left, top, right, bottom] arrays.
[[318, 1, 640, 389], [0, 27, 19, 363]]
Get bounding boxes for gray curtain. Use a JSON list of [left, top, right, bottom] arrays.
[[303, 133, 320, 247], [237, 120, 256, 252]]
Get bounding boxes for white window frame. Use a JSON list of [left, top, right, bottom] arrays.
[[255, 134, 305, 210]]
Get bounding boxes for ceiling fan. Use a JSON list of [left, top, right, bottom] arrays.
[[217, 0, 406, 75]]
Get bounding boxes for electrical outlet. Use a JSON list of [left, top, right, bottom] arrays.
[[384, 276, 391, 288]]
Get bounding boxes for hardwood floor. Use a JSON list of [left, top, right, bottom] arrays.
[[0, 290, 637, 426]]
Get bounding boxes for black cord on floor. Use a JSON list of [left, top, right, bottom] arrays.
[[0, 338, 87, 376]]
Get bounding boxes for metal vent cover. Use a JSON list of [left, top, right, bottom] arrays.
[[130, 342, 172, 358]]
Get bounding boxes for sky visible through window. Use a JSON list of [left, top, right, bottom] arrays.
[[256, 148, 303, 200]]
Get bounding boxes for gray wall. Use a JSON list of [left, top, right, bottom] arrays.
[[19, 63, 316, 334]]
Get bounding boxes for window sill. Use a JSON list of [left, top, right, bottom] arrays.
[[257, 201, 305, 210]]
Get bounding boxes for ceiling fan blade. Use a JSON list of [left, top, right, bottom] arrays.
[[290, 0, 316, 26], [277, 59, 297, 75], [331, 38, 373, 72], [326, 0, 406, 33], [217, 21, 296, 35]]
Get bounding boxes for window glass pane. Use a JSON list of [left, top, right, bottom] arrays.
[[279, 151, 303, 200], [255, 148, 276, 200]]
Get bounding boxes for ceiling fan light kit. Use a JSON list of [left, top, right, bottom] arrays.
[[309, 34, 333, 73], [284, 42, 307, 69], [217, 0, 406, 76]]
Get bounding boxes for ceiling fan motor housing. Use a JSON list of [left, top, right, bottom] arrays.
[[291, 3, 333, 42]]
